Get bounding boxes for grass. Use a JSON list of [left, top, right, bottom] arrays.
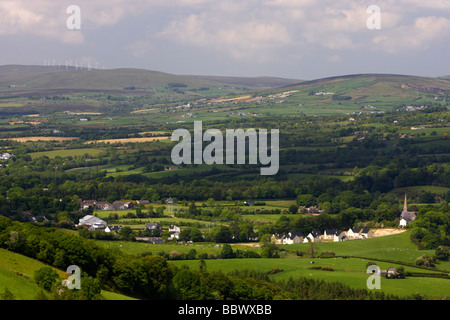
[[171, 257, 450, 298], [0, 248, 65, 300], [95, 240, 232, 257], [28, 148, 105, 159], [286, 231, 433, 264], [0, 248, 135, 300]]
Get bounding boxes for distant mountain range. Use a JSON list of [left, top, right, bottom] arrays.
[[0, 65, 302, 92], [1, 65, 450, 100]]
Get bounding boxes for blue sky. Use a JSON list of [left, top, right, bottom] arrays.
[[1, 0, 449, 80]]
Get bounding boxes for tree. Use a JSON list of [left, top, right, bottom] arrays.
[[297, 194, 315, 207], [289, 204, 299, 214], [34, 266, 59, 292], [79, 276, 102, 300], [220, 244, 235, 259], [189, 227, 203, 242], [172, 269, 205, 300], [213, 226, 233, 243], [119, 226, 135, 241], [396, 266, 405, 279], [434, 246, 450, 261], [199, 260, 207, 273], [260, 234, 279, 258], [307, 242, 319, 258]]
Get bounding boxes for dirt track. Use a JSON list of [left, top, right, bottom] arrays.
[[372, 228, 407, 237]]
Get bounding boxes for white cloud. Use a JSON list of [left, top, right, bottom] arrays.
[[0, 0, 449, 70], [372, 16, 450, 52]]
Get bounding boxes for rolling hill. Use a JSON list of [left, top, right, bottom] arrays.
[[271, 73, 450, 97], [0, 65, 301, 93]]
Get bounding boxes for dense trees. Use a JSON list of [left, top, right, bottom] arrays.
[[410, 208, 450, 249]]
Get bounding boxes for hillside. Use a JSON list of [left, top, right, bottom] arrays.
[[180, 74, 302, 88], [0, 248, 135, 300], [0, 65, 300, 93]]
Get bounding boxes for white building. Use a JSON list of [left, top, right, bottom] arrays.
[[78, 215, 107, 228]]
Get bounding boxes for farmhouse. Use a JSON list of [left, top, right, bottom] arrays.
[[106, 225, 122, 233], [169, 225, 181, 239], [80, 200, 97, 210], [299, 206, 324, 215], [136, 237, 164, 244], [145, 223, 162, 232], [112, 201, 134, 210], [95, 201, 114, 211]]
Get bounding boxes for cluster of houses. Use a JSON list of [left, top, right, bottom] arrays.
[[272, 228, 374, 245], [79, 199, 137, 211], [76, 214, 181, 243], [298, 206, 324, 214]]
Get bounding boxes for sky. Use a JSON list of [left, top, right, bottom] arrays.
[[0, 0, 450, 80]]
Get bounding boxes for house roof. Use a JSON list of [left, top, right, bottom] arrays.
[[113, 200, 132, 205], [79, 215, 106, 226], [287, 232, 303, 239], [82, 200, 97, 205], [400, 211, 416, 222], [145, 223, 161, 229]]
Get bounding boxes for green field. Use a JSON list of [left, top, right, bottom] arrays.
[[0, 248, 134, 300], [28, 148, 105, 159], [171, 257, 450, 298]]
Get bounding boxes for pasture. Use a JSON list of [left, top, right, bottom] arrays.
[[171, 257, 450, 298], [85, 136, 170, 144], [28, 147, 105, 159]]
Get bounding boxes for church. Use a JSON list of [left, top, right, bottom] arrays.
[[399, 194, 417, 227]]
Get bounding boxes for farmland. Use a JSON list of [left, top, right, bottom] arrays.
[[0, 67, 449, 301]]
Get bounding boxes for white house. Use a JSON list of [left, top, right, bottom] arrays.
[[271, 234, 284, 245], [283, 232, 304, 245], [360, 228, 374, 239], [347, 228, 362, 239], [323, 229, 341, 242], [169, 225, 181, 239], [305, 231, 322, 242]]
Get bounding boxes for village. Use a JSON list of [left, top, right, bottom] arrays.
[[75, 194, 416, 246]]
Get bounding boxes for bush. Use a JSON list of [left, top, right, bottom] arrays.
[[319, 251, 336, 258], [434, 246, 449, 261], [309, 266, 334, 271], [34, 266, 59, 292]]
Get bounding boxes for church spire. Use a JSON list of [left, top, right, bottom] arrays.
[[403, 193, 408, 212]]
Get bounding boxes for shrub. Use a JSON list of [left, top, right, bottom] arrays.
[[319, 251, 336, 258], [34, 266, 59, 292]]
